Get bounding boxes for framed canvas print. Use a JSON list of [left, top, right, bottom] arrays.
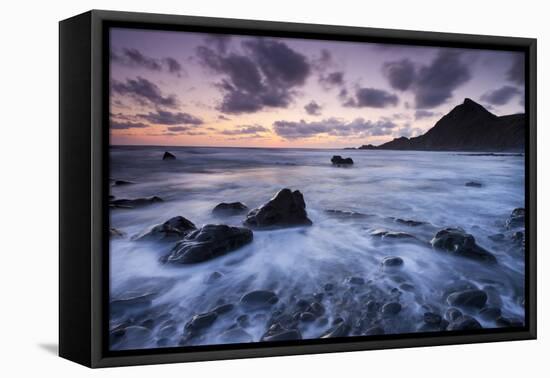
[[59, 10, 537, 368]]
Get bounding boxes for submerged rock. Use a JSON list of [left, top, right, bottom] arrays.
[[371, 229, 417, 241], [240, 290, 279, 309], [431, 228, 497, 263], [219, 328, 253, 343], [447, 289, 488, 309], [133, 216, 196, 242], [382, 302, 402, 316], [479, 307, 502, 321], [261, 324, 302, 342], [382, 256, 404, 268], [320, 319, 351, 338], [424, 312, 442, 325], [113, 179, 134, 186], [212, 202, 248, 215], [445, 308, 463, 322], [244, 188, 312, 228], [465, 181, 483, 188], [162, 151, 176, 160], [325, 209, 369, 219], [110, 227, 125, 239], [448, 315, 482, 331], [331, 155, 354, 165], [184, 311, 218, 334], [110, 196, 163, 209], [506, 208, 525, 229], [395, 218, 426, 227], [161, 224, 253, 264]]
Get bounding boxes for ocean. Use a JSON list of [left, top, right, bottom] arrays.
[[109, 146, 526, 350]]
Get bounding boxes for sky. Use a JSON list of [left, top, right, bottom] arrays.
[[109, 27, 525, 148]]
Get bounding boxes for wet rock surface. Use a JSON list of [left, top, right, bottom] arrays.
[[162, 151, 176, 160], [110, 196, 163, 209], [331, 155, 354, 166], [446, 289, 488, 309], [133, 216, 196, 242], [161, 224, 253, 264], [506, 208, 525, 229], [431, 228, 497, 263], [213, 202, 248, 215], [244, 189, 312, 228]]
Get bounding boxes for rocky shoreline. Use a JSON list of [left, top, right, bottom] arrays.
[[109, 178, 526, 349]]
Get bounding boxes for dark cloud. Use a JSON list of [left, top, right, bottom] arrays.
[[137, 110, 203, 125], [313, 49, 333, 71], [273, 118, 397, 139], [123, 48, 162, 71], [196, 38, 311, 114], [111, 77, 179, 108], [163, 57, 184, 77], [204, 34, 232, 54], [111, 48, 184, 76], [218, 114, 231, 121], [244, 39, 310, 87], [110, 120, 149, 130], [382, 59, 416, 91], [480, 85, 521, 105], [413, 51, 471, 108], [414, 109, 440, 120], [507, 54, 525, 85], [167, 126, 193, 132], [344, 87, 399, 108], [220, 124, 270, 135], [319, 71, 345, 89], [304, 100, 322, 116]]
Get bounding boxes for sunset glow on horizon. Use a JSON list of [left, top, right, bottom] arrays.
[[110, 28, 525, 148]]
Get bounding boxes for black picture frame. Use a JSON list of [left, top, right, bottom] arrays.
[[59, 9, 537, 368]]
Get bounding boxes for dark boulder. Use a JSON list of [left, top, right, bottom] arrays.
[[382, 256, 404, 268], [110, 196, 163, 209], [184, 312, 218, 335], [445, 308, 462, 322], [211, 303, 235, 315], [240, 290, 279, 309], [212, 202, 248, 215], [447, 289, 488, 309], [382, 302, 402, 316], [331, 155, 354, 165], [479, 307, 502, 321], [448, 315, 482, 331], [424, 312, 442, 325], [506, 208, 525, 229], [160, 224, 253, 264], [431, 228, 497, 263], [244, 188, 312, 228], [320, 319, 351, 338], [162, 151, 176, 160], [133, 216, 196, 242], [347, 276, 365, 285]]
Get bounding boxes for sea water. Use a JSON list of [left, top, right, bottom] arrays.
[[109, 146, 525, 350]]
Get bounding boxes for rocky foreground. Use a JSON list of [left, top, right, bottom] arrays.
[[109, 182, 526, 349]]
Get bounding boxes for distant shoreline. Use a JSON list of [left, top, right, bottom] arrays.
[[110, 144, 524, 156]]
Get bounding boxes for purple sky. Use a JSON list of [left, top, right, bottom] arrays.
[[110, 28, 525, 148]]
